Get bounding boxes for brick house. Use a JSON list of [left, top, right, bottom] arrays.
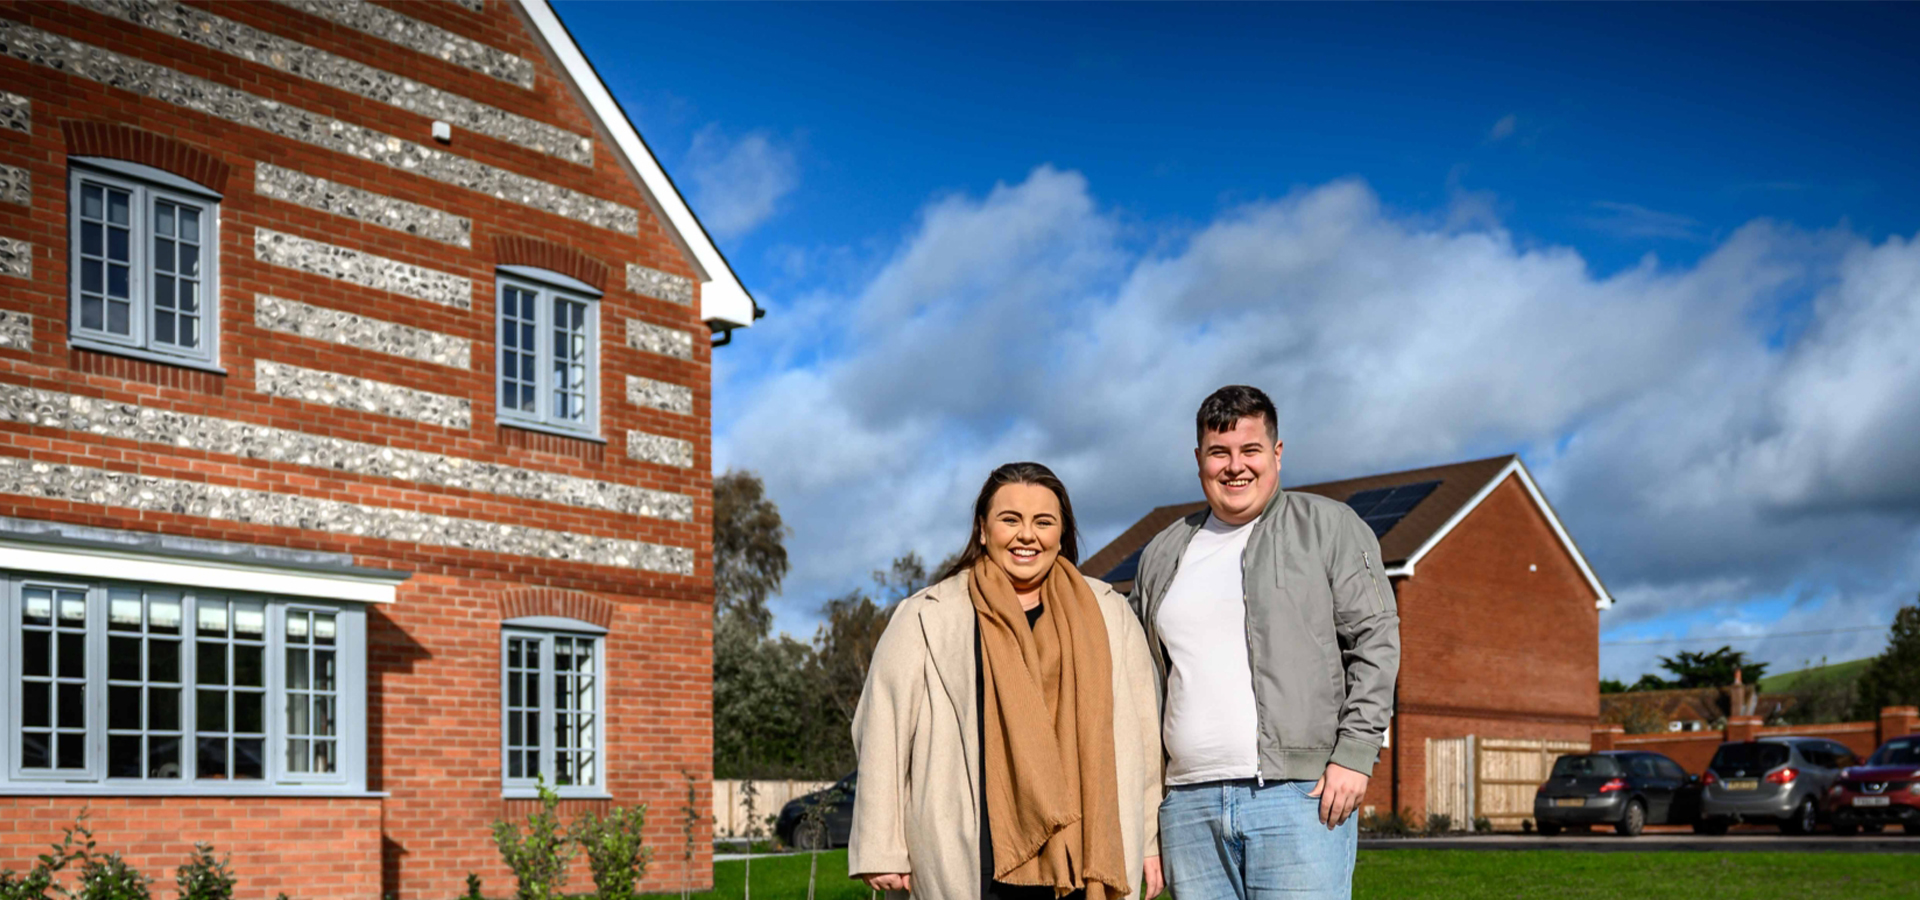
[[1085, 455, 1612, 822], [0, 1, 752, 896]]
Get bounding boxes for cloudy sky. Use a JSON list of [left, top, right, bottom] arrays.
[[560, 2, 1920, 682]]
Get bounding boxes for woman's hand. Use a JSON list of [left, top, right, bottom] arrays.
[[1143, 855, 1164, 899], [861, 873, 911, 892]]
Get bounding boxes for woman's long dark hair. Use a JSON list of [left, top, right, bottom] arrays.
[[937, 461, 1082, 583]]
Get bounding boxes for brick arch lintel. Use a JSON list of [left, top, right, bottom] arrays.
[[60, 121, 231, 195], [499, 587, 614, 629], [492, 234, 610, 292]]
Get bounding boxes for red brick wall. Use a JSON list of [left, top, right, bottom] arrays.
[[1386, 474, 1602, 817], [0, 1, 717, 896], [0, 797, 382, 898]]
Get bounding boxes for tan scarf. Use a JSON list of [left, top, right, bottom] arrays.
[[971, 556, 1128, 899]]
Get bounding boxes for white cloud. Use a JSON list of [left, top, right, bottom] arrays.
[[1581, 200, 1707, 241], [1488, 113, 1518, 142], [686, 126, 799, 240], [716, 168, 1920, 677]]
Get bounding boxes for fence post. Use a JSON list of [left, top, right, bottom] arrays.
[[1591, 724, 1622, 751], [1726, 715, 1762, 743], [1880, 706, 1920, 745]]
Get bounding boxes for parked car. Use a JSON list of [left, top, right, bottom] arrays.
[[774, 772, 856, 850], [1534, 750, 1700, 836], [1696, 736, 1852, 834], [1826, 733, 1920, 835]]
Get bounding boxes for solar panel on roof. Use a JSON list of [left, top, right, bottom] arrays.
[[1344, 480, 1441, 538], [1103, 547, 1143, 584]]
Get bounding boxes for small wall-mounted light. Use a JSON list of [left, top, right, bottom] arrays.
[[1529, 564, 1538, 572], [432, 120, 452, 143]]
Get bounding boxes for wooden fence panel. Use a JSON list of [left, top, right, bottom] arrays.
[[1475, 738, 1589, 829], [713, 779, 833, 838], [1424, 737, 1471, 825]]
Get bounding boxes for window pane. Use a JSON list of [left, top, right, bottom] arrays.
[[234, 692, 263, 734], [288, 647, 309, 690], [197, 689, 226, 731], [107, 226, 129, 262], [149, 638, 180, 683], [155, 310, 176, 346], [56, 734, 86, 770], [108, 298, 131, 335], [155, 203, 174, 237], [196, 738, 226, 779], [178, 313, 199, 348], [109, 736, 142, 778], [315, 649, 335, 691], [155, 239, 175, 274], [109, 636, 141, 680], [197, 642, 227, 685], [198, 603, 227, 635], [313, 740, 336, 774], [181, 244, 200, 278], [150, 597, 181, 634], [23, 682, 49, 728], [109, 596, 142, 629], [149, 737, 181, 779], [20, 733, 49, 769], [234, 645, 263, 687], [314, 615, 335, 645], [60, 595, 85, 623], [83, 184, 103, 219], [180, 208, 199, 242], [288, 738, 310, 774], [286, 612, 309, 642], [313, 695, 335, 737], [234, 603, 264, 638], [289, 695, 310, 735], [58, 683, 86, 728], [107, 189, 129, 226], [150, 687, 179, 730], [82, 222, 102, 256], [109, 685, 142, 730], [24, 590, 51, 624], [23, 629, 49, 676], [58, 633, 85, 678]]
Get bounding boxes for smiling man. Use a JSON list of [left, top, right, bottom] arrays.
[[1129, 385, 1400, 900]]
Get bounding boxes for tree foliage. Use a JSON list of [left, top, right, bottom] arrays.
[[1851, 601, 1920, 720], [1619, 646, 1769, 692], [714, 470, 790, 642]]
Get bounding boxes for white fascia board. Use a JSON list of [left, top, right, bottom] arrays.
[[1395, 458, 1614, 609], [517, 0, 758, 331], [0, 540, 402, 604]]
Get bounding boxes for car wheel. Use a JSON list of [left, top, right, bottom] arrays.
[[794, 819, 829, 852], [1537, 821, 1562, 837], [1615, 800, 1646, 837], [1693, 818, 1729, 835], [1781, 798, 1817, 835]]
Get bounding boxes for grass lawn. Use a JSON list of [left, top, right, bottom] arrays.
[[648, 849, 1920, 900]]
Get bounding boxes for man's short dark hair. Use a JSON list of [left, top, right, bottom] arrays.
[[1196, 385, 1278, 445]]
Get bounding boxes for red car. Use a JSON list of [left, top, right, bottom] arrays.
[[1826, 733, 1920, 835]]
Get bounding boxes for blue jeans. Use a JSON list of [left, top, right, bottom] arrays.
[[1159, 779, 1357, 900]]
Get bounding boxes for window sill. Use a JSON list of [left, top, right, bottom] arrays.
[[502, 789, 613, 801], [68, 337, 227, 375], [0, 785, 384, 798], [497, 419, 606, 444]]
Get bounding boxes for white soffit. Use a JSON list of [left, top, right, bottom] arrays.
[[1383, 458, 1614, 609], [517, 0, 758, 331], [0, 540, 403, 604]]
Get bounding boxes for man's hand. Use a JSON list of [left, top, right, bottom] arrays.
[[1143, 855, 1164, 899], [1306, 762, 1369, 828], [861, 873, 910, 892]]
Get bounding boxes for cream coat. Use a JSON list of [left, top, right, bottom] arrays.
[[849, 571, 1162, 900]]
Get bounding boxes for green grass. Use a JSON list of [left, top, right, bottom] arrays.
[[646, 849, 1920, 900], [1757, 656, 1872, 693]]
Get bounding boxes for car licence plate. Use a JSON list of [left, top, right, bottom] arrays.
[[1555, 798, 1585, 807], [1853, 796, 1891, 807], [1724, 779, 1759, 791]]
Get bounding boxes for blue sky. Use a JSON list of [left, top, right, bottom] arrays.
[[558, 2, 1920, 682]]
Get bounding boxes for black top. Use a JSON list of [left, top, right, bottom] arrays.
[[976, 603, 1086, 900]]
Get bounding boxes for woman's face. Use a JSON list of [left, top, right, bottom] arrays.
[[979, 482, 1063, 593]]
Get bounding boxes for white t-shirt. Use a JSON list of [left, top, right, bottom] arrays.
[[1154, 513, 1261, 785]]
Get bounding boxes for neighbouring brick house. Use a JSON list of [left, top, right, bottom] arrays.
[[1600, 682, 1796, 734], [0, 2, 755, 896], [1085, 455, 1612, 824]]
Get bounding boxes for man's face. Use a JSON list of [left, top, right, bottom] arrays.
[[1195, 415, 1283, 526]]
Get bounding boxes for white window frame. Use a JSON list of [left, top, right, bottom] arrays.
[[496, 268, 601, 439], [67, 159, 222, 370], [500, 617, 607, 799], [0, 574, 368, 796]]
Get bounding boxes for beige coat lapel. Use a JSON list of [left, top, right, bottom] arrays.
[[918, 576, 979, 812]]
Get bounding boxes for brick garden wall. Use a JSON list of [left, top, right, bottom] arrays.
[[0, 1, 719, 896]]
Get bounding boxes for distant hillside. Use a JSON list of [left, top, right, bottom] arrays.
[[1758, 657, 1873, 693]]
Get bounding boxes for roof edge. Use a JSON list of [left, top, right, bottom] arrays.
[[516, 0, 760, 331], [1394, 457, 1613, 609]]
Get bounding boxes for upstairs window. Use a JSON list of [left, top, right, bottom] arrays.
[[497, 268, 600, 438], [68, 160, 221, 366]]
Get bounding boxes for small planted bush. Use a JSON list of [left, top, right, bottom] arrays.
[[1422, 812, 1454, 836], [463, 873, 485, 900], [572, 804, 651, 900], [1358, 807, 1416, 837], [491, 780, 575, 900], [0, 809, 95, 900], [175, 844, 236, 900], [76, 853, 152, 900]]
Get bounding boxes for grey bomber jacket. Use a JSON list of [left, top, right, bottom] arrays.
[[1129, 487, 1401, 781]]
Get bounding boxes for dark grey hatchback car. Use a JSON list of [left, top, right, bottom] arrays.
[[1534, 751, 1700, 836], [1697, 737, 1851, 834]]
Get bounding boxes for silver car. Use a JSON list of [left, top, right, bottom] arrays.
[[1697, 736, 1850, 834]]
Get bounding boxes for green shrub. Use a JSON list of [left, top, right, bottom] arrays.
[[0, 809, 96, 900], [463, 873, 484, 900], [174, 844, 235, 900], [1471, 816, 1493, 834], [490, 779, 575, 900], [76, 854, 151, 900], [1358, 808, 1416, 837], [572, 804, 650, 900], [1422, 812, 1454, 835]]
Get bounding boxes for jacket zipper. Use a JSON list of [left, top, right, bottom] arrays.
[[1241, 530, 1263, 787]]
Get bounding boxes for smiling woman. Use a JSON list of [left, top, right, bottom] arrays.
[[849, 462, 1164, 900]]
